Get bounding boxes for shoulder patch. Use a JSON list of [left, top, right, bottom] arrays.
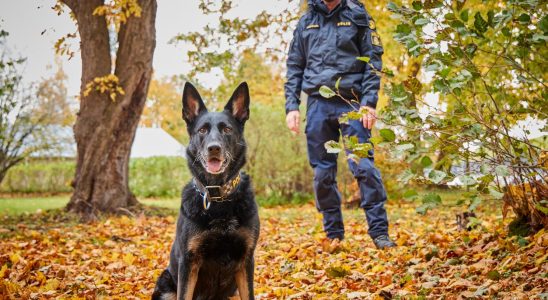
[[371, 31, 382, 47]]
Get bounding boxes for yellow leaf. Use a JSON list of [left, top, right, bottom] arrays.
[[10, 253, 20, 264], [371, 264, 385, 273], [535, 252, 547, 267], [0, 264, 8, 278], [123, 253, 136, 265]]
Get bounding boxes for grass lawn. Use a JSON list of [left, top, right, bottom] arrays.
[[0, 188, 469, 216], [0, 195, 182, 215], [0, 196, 70, 215]]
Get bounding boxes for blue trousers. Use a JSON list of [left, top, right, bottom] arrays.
[[305, 96, 389, 240]]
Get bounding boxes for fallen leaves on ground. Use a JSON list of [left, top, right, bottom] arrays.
[[0, 201, 546, 299]]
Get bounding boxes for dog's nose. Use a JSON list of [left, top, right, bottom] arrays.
[[207, 143, 221, 156]]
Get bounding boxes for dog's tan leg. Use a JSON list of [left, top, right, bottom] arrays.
[[176, 261, 200, 300], [184, 262, 200, 300], [235, 267, 249, 300]]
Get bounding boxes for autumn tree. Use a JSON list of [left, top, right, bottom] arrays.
[[55, 0, 157, 218], [140, 76, 186, 142], [0, 29, 51, 184], [36, 56, 76, 126]]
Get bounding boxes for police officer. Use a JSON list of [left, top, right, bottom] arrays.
[[285, 0, 396, 249]]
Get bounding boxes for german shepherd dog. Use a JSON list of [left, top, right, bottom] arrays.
[[152, 82, 259, 300]]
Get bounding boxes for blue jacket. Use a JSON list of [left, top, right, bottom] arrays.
[[284, 0, 384, 113]]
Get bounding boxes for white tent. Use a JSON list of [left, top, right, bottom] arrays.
[[130, 127, 185, 158]]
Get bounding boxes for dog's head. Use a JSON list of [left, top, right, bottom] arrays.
[[182, 82, 250, 181]]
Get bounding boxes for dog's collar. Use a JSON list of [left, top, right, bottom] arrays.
[[193, 172, 242, 210]]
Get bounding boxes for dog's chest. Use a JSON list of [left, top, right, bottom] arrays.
[[188, 217, 252, 265]]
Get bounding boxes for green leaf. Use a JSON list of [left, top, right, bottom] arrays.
[[387, 2, 399, 12], [416, 193, 442, 215], [356, 56, 370, 63], [379, 128, 396, 142], [474, 12, 488, 33], [324, 140, 343, 153], [335, 77, 341, 90], [396, 143, 414, 151], [403, 189, 418, 199], [369, 136, 383, 145], [398, 169, 415, 184], [428, 170, 447, 184], [517, 13, 531, 25], [346, 111, 362, 121], [458, 175, 477, 186], [416, 205, 428, 215], [489, 187, 504, 199], [535, 203, 548, 215], [540, 15, 548, 33], [423, 193, 442, 204], [319, 85, 336, 98], [469, 196, 481, 211], [450, 20, 465, 29], [411, 1, 422, 10], [415, 18, 429, 25], [460, 9, 469, 22], [495, 165, 511, 177], [421, 156, 433, 167]]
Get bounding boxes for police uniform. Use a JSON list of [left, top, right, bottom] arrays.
[[285, 0, 389, 240]]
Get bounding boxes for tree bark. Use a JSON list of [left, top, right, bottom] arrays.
[[64, 0, 157, 218]]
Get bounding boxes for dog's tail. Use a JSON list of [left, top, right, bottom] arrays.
[[152, 269, 177, 300]]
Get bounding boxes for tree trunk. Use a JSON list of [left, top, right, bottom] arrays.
[[63, 0, 157, 218]]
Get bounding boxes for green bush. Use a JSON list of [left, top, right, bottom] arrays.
[[0, 157, 191, 198], [129, 157, 190, 198], [244, 103, 314, 200], [0, 160, 74, 193]]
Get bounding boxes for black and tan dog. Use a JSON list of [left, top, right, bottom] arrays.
[[152, 82, 259, 300]]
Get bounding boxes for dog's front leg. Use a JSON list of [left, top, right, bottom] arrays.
[[235, 257, 255, 300], [177, 259, 201, 300]]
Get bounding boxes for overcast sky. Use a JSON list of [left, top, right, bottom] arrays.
[[0, 0, 289, 97]]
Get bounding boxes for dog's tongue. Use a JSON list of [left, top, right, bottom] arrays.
[[207, 159, 222, 173]]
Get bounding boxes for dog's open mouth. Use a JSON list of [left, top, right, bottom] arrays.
[[205, 158, 227, 174]]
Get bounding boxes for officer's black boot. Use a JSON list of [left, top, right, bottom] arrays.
[[373, 235, 396, 249]]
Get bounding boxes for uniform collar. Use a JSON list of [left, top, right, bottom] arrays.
[[309, 0, 347, 17]]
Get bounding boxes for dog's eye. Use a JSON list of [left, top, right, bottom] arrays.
[[223, 127, 232, 134], [198, 127, 208, 134]]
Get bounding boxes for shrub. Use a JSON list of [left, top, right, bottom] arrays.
[[129, 156, 190, 198], [0, 160, 74, 194], [0, 157, 191, 198]]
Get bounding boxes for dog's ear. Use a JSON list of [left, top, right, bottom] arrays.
[[182, 82, 207, 125], [224, 82, 250, 124]]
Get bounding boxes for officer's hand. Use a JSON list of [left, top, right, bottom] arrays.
[[361, 107, 377, 130], [286, 110, 300, 134]]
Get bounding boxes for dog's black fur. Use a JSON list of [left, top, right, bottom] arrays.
[[152, 82, 259, 300]]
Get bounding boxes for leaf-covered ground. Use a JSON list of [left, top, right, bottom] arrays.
[[0, 201, 546, 299]]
